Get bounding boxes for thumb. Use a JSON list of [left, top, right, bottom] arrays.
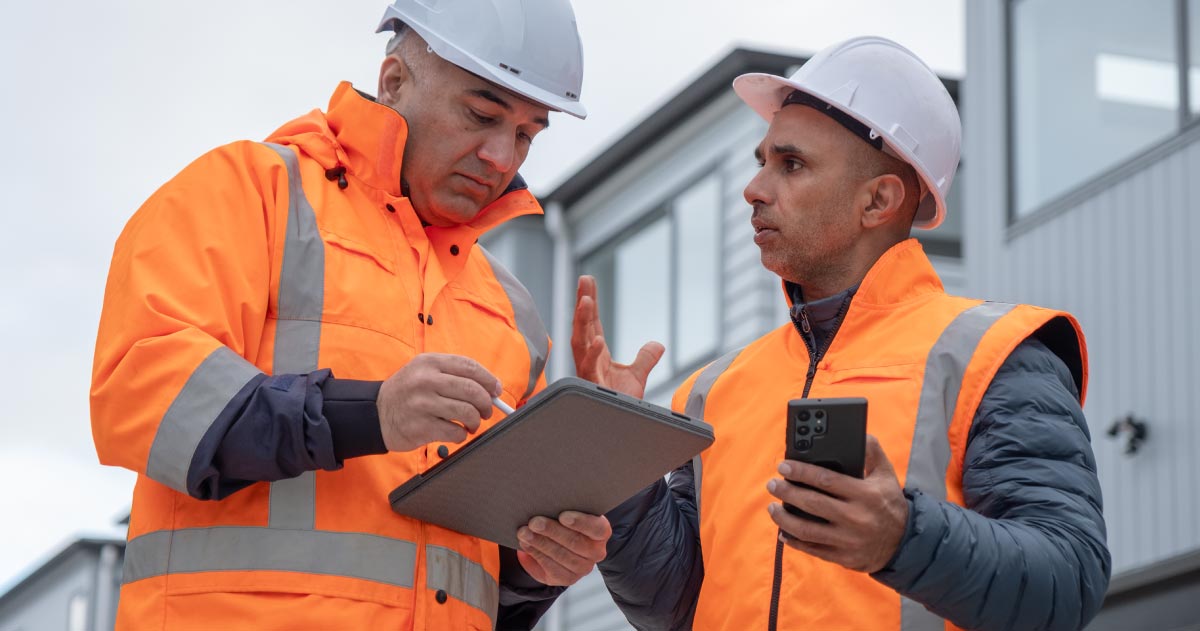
[[864, 434, 895, 478], [630, 341, 665, 380]]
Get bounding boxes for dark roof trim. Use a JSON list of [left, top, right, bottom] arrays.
[[540, 46, 960, 210], [541, 48, 808, 208]]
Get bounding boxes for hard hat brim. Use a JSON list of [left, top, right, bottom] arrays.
[[732, 72, 945, 229]]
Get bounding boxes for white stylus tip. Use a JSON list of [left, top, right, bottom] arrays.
[[493, 397, 515, 415]]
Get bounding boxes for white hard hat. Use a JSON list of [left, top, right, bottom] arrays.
[[733, 36, 960, 229], [377, 0, 587, 119]]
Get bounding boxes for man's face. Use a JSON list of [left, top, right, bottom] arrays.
[[744, 105, 866, 285], [385, 55, 550, 227]]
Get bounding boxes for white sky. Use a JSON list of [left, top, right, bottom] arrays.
[[0, 0, 962, 589]]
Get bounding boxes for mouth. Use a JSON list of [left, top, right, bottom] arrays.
[[456, 173, 495, 194], [751, 218, 778, 242]]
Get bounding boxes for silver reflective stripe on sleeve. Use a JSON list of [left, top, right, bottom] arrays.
[[426, 544, 500, 628], [479, 247, 548, 403], [146, 347, 262, 494], [261, 142, 325, 531], [682, 348, 741, 520], [900, 301, 1015, 631], [122, 527, 417, 588]]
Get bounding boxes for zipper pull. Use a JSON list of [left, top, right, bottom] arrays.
[[799, 309, 812, 335]]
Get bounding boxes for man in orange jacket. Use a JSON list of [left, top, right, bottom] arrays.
[[90, 2, 660, 629], [584, 37, 1110, 630]]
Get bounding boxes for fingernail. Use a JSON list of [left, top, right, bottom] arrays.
[[778, 462, 792, 476], [518, 528, 533, 542], [561, 513, 576, 527], [530, 518, 546, 533], [767, 479, 777, 493], [767, 503, 777, 515]]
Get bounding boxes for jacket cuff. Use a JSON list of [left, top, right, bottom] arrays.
[[870, 488, 927, 591], [321, 378, 387, 461]]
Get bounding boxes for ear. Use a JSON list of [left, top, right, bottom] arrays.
[[860, 173, 908, 230], [377, 55, 412, 110]]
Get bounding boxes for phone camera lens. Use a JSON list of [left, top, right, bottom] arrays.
[[796, 438, 811, 451], [814, 419, 826, 434], [815, 410, 825, 419], [799, 410, 811, 421], [796, 425, 810, 436]]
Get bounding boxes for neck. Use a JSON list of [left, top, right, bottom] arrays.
[[793, 233, 905, 301]]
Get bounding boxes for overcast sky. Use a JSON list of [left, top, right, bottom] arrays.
[[0, 0, 962, 589]]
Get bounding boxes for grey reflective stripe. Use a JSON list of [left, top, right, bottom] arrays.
[[146, 347, 262, 494], [906, 301, 1016, 500], [122, 527, 417, 588], [262, 142, 325, 530], [426, 544, 500, 627], [479, 248, 548, 402], [901, 596, 944, 631], [902, 305, 1010, 631], [683, 348, 741, 519]]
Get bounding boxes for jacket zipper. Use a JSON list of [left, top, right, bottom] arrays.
[[768, 294, 852, 631]]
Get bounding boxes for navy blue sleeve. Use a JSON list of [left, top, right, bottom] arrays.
[[186, 371, 387, 500], [597, 460, 704, 631], [871, 337, 1111, 631]]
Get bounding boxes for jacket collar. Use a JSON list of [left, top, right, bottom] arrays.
[[781, 238, 944, 310]]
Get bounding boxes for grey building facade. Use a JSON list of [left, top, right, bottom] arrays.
[[0, 539, 123, 631]]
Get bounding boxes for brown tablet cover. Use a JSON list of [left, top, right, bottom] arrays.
[[388, 377, 714, 549]]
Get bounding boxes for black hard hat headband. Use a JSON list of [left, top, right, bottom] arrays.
[[781, 90, 884, 152]]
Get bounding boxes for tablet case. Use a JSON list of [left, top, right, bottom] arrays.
[[388, 377, 714, 549]]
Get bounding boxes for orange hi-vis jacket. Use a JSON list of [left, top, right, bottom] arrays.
[[90, 82, 549, 630], [675, 240, 1087, 631]]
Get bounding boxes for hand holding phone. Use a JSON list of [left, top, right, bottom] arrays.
[[783, 397, 867, 521]]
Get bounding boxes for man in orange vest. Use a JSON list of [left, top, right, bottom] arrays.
[[90, 2, 661, 629], [581, 37, 1110, 630]]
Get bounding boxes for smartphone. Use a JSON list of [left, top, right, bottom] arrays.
[[783, 397, 868, 521]]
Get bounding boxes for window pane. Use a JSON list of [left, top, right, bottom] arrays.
[[613, 217, 671, 389], [674, 175, 721, 368], [1013, 0, 1178, 216], [1192, 0, 1200, 115]]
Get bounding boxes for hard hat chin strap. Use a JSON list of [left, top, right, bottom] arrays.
[[781, 90, 884, 152]]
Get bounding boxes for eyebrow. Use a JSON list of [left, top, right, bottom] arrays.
[[753, 143, 804, 162], [469, 89, 550, 129]]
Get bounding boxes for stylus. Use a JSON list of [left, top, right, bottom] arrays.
[[493, 397, 515, 416]]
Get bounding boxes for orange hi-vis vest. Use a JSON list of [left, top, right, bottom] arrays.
[[91, 83, 549, 630], [674, 240, 1087, 631]]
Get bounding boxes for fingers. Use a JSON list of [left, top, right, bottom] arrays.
[[777, 461, 855, 499], [766, 502, 842, 547], [432, 374, 493, 428], [767, 478, 840, 523], [864, 434, 895, 478], [515, 539, 576, 587], [628, 342, 665, 382], [514, 513, 610, 586], [426, 354, 502, 397], [558, 511, 613, 542]]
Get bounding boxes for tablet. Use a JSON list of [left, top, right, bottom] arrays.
[[388, 377, 714, 549]]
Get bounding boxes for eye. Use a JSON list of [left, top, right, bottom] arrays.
[[518, 131, 534, 145], [469, 109, 496, 125], [784, 158, 804, 172]]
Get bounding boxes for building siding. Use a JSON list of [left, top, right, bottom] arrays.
[[966, 0, 1200, 578]]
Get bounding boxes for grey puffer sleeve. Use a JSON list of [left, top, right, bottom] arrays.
[[872, 337, 1111, 630], [597, 460, 703, 631]]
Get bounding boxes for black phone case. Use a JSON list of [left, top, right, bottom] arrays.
[[784, 397, 867, 521]]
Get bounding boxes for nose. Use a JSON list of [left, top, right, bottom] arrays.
[[744, 168, 772, 208], [477, 131, 517, 174]]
